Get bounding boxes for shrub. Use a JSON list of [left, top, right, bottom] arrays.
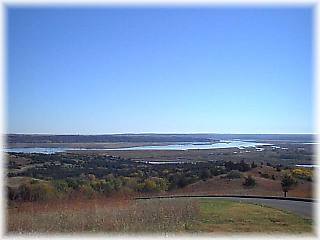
[[122, 177, 139, 191], [30, 182, 56, 201], [78, 184, 95, 199], [8, 187, 19, 201], [53, 180, 70, 193], [292, 168, 312, 182], [16, 182, 57, 201], [143, 179, 157, 192], [113, 178, 123, 191], [200, 170, 211, 180], [225, 170, 242, 179], [243, 175, 256, 187], [154, 177, 169, 192], [260, 173, 270, 179], [87, 174, 96, 181], [102, 180, 115, 195]]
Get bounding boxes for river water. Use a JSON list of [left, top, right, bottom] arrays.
[[3, 140, 272, 154]]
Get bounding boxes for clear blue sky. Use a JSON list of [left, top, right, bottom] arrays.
[[7, 6, 314, 134]]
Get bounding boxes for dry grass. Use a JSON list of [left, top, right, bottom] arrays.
[[7, 197, 199, 233], [6, 198, 312, 234], [173, 166, 313, 198]]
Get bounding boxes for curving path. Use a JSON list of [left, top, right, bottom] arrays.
[[136, 195, 315, 218], [203, 197, 314, 218]]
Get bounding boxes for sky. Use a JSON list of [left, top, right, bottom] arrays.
[[7, 6, 314, 134]]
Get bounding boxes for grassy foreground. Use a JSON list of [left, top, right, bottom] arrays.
[[192, 199, 312, 233], [7, 198, 312, 234]]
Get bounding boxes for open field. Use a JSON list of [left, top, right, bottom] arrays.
[[7, 198, 313, 234]]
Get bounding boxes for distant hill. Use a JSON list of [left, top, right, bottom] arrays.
[[6, 133, 315, 144]]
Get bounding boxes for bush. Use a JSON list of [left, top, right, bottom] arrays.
[[153, 177, 169, 191], [8, 187, 19, 201], [143, 179, 158, 192], [243, 175, 256, 187], [30, 182, 56, 201], [200, 170, 211, 180], [224, 170, 242, 179], [292, 168, 312, 182], [260, 173, 270, 179], [140, 177, 169, 192], [122, 177, 139, 191], [53, 180, 70, 193], [102, 180, 115, 195], [78, 184, 95, 199], [16, 182, 57, 201]]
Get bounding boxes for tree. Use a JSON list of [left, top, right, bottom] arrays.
[[200, 169, 211, 180], [281, 174, 297, 197], [251, 162, 257, 168]]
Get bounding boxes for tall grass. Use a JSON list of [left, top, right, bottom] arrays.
[[7, 197, 199, 233]]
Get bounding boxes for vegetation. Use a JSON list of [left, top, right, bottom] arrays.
[[6, 135, 315, 234], [7, 153, 255, 202], [192, 199, 312, 233], [281, 174, 298, 197], [292, 168, 312, 182], [7, 198, 312, 233], [223, 170, 242, 179], [242, 175, 256, 187], [7, 198, 199, 233]]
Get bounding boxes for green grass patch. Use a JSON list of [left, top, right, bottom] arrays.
[[190, 199, 313, 233]]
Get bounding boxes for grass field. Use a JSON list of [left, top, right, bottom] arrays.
[[7, 198, 313, 234], [192, 199, 312, 233]]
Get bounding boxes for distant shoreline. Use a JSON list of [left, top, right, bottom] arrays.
[[5, 133, 315, 146]]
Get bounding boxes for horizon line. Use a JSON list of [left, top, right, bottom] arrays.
[[5, 132, 315, 135]]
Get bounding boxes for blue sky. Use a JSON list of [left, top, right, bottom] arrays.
[[7, 7, 314, 134]]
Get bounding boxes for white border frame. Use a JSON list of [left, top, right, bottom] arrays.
[[0, 0, 319, 239]]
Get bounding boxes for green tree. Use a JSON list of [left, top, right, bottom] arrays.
[[281, 174, 297, 197]]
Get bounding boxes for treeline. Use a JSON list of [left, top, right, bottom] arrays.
[[7, 133, 315, 144], [8, 153, 252, 181], [7, 134, 213, 143], [8, 175, 169, 202]]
